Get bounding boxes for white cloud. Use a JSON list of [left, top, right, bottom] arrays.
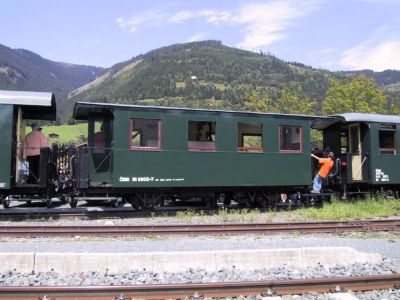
[[168, 11, 195, 24], [168, 9, 232, 25], [234, 0, 321, 50], [340, 40, 400, 71], [198, 10, 232, 25], [116, 10, 167, 33], [117, 0, 321, 48], [186, 33, 209, 42]]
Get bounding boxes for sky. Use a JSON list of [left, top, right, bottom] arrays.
[[1, 0, 400, 71]]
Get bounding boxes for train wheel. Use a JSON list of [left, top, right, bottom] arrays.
[[46, 198, 52, 208], [60, 195, 68, 204], [111, 199, 120, 208], [2, 199, 10, 209], [385, 190, 395, 199], [69, 197, 78, 208], [128, 195, 146, 211]]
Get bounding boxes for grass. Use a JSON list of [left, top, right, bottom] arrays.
[[296, 198, 400, 221], [175, 81, 186, 88], [171, 198, 400, 224], [41, 123, 88, 144]]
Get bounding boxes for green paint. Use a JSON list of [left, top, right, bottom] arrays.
[[0, 105, 13, 190]]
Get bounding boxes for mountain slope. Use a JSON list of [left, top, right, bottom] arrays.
[[0, 44, 104, 102], [63, 40, 340, 121]]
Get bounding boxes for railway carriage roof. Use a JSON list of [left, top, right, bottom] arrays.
[[73, 101, 332, 122], [0, 90, 56, 120], [313, 113, 400, 129]]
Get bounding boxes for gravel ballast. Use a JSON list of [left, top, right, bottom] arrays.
[[0, 258, 399, 286]]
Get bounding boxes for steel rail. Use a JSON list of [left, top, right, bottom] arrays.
[[0, 274, 399, 299], [0, 219, 398, 237], [0, 208, 213, 221]]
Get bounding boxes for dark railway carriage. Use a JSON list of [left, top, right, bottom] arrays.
[[314, 113, 400, 198], [3, 92, 399, 210], [0, 90, 58, 207], [73, 102, 328, 209]]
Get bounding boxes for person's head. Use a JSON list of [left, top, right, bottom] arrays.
[[30, 123, 42, 131], [328, 152, 335, 159]]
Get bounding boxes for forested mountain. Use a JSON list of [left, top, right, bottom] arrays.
[[1, 40, 399, 123], [62, 40, 400, 122], [0, 43, 104, 102], [62, 41, 336, 121]]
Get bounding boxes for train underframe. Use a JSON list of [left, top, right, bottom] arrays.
[[1, 182, 398, 210]]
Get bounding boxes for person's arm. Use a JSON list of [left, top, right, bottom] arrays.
[[311, 153, 319, 160], [40, 132, 51, 149]]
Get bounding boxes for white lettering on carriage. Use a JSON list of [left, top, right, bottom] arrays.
[[0, 182, 6, 188], [119, 176, 130, 182], [130, 177, 185, 183], [375, 169, 390, 182]]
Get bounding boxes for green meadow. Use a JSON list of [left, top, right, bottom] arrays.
[[41, 123, 88, 144]]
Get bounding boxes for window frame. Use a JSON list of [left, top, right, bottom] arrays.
[[379, 129, 396, 155], [88, 115, 112, 152], [130, 118, 162, 151], [187, 120, 217, 151], [237, 122, 263, 153], [279, 125, 303, 153]]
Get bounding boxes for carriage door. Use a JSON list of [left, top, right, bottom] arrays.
[[349, 124, 363, 181], [88, 115, 113, 184]]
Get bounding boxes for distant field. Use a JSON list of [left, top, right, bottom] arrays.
[[41, 123, 88, 144]]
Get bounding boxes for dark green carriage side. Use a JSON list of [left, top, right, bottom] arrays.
[[315, 113, 400, 187], [74, 103, 317, 190], [0, 90, 56, 193], [369, 122, 400, 185], [113, 109, 312, 188], [0, 105, 13, 190]]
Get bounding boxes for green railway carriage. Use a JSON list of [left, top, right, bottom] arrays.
[[3, 90, 400, 210], [314, 113, 400, 197], [73, 102, 326, 209], [0, 90, 57, 207]]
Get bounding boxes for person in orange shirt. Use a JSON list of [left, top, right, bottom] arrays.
[[23, 123, 51, 183], [311, 152, 335, 193]]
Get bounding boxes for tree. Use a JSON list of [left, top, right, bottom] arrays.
[[244, 87, 317, 114], [273, 87, 317, 115], [243, 90, 274, 112], [322, 75, 387, 115]]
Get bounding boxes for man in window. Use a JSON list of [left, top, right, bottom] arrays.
[[311, 152, 335, 193]]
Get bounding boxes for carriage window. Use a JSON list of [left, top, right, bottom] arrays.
[[379, 130, 396, 155], [238, 123, 263, 152], [131, 119, 161, 150], [90, 117, 112, 151], [340, 130, 349, 153], [279, 126, 302, 152], [188, 121, 216, 151], [94, 120, 106, 148]]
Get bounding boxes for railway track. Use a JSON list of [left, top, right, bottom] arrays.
[[0, 219, 398, 237], [0, 207, 212, 221], [0, 274, 398, 299]]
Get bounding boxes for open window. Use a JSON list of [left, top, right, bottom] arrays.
[[379, 124, 396, 155], [188, 121, 216, 151], [238, 123, 263, 152], [279, 126, 302, 153], [131, 118, 161, 150], [340, 129, 349, 154], [89, 117, 112, 152]]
